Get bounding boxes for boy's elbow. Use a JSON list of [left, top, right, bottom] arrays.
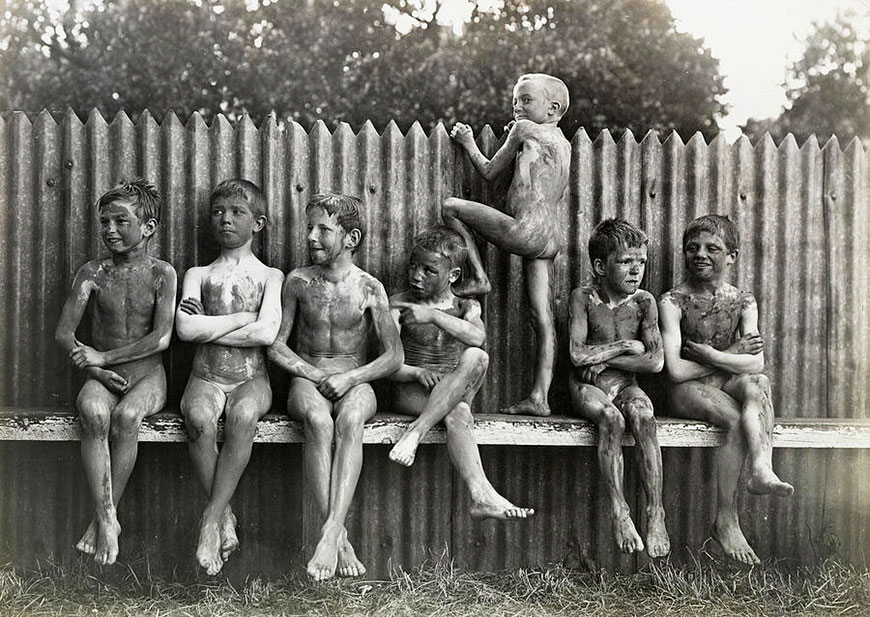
[[391, 347, 405, 371], [650, 351, 665, 373], [156, 332, 173, 352]]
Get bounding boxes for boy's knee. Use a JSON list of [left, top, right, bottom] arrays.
[[445, 402, 474, 431], [442, 197, 461, 217], [77, 398, 111, 437], [462, 347, 489, 375], [600, 405, 625, 434], [335, 406, 368, 439], [623, 399, 655, 430], [183, 407, 217, 442], [225, 404, 260, 439], [109, 404, 142, 440], [303, 408, 334, 440]]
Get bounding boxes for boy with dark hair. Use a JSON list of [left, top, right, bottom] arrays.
[[56, 178, 177, 565], [569, 218, 670, 557], [659, 214, 793, 565]]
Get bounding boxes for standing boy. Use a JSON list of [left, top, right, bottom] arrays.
[[658, 214, 793, 565], [56, 179, 177, 566], [268, 193, 403, 582], [388, 227, 534, 520], [569, 219, 670, 557], [443, 73, 571, 416], [176, 179, 284, 576]]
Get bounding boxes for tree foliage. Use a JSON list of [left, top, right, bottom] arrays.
[[1, 0, 727, 139], [742, 11, 870, 145]]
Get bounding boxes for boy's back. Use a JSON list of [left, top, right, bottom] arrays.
[[507, 120, 571, 219]]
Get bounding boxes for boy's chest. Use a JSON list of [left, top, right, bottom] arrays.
[[299, 280, 369, 329], [202, 272, 264, 313], [91, 267, 156, 316], [586, 302, 643, 342], [678, 295, 744, 348]]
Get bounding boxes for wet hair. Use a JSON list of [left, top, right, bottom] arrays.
[[683, 214, 740, 253], [588, 218, 648, 266], [516, 73, 570, 117], [97, 178, 162, 223], [210, 179, 267, 218], [305, 193, 366, 248], [411, 226, 468, 269]]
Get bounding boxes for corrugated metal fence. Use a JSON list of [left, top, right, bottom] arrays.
[[0, 110, 868, 578]]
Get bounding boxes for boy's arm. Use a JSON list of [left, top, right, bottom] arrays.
[[568, 289, 643, 367], [682, 296, 765, 374], [70, 263, 178, 368], [267, 275, 328, 384], [451, 121, 524, 182], [658, 295, 715, 383], [210, 269, 284, 347], [318, 281, 404, 400], [391, 299, 486, 348], [175, 268, 258, 343], [605, 294, 665, 373]]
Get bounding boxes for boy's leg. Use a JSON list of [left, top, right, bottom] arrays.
[[307, 384, 376, 581], [670, 381, 759, 564], [195, 376, 271, 575], [723, 374, 794, 497], [441, 200, 492, 297], [503, 258, 555, 416], [390, 348, 489, 466], [441, 197, 552, 258], [617, 387, 670, 557], [569, 375, 643, 553], [76, 380, 121, 564]]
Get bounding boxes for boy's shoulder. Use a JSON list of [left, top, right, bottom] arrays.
[[570, 284, 599, 303]]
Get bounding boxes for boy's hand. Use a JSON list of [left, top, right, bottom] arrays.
[[179, 297, 205, 315], [87, 367, 130, 395], [395, 303, 434, 326], [503, 120, 516, 133], [415, 368, 444, 391], [70, 340, 107, 368], [682, 340, 713, 362], [622, 340, 646, 355], [450, 122, 475, 148], [579, 363, 606, 385], [317, 373, 354, 401], [730, 332, 764, 355]]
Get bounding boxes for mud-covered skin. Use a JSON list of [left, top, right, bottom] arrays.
[[397, 292, 466, 373], [664, 285, 753, 351]]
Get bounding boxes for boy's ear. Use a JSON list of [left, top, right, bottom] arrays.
[[141, 218, 159, 238], [727, 249, 739, 265], [549, 101, 561, 116], [592, 257, 606, 277], [253, 215, 267, 233], [344, 228, 362, 251], [448, 266, 462, 284]]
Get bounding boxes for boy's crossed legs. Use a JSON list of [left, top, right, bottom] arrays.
[[391, 348, 534, 520], [289, 377, 375, 581], [442, 198, 557, 416], [570, 379, 670, 557], [76, 367, 166, 565], [669, 373, 793, 565], [182, 375, 272, 575]]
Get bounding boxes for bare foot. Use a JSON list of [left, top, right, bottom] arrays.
[[712, 517, 760, 565], [336, 528, 366, 578], [613, 510, 644, 554], [196, 519, 224, 575], [307, 527, 340, 581], [646, 507, 671, 558], [389, 430, 422, 467], [469, 493, 535, 520], [746, 466, 794, 497], [220, 508, 239, 561], [76, 518, 97, 555], [501, 397, 551, 417], [94, 512, 121, 566]]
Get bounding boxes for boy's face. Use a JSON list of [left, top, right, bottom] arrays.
[[596, 244, 647, 296], [513, 80, 555, 124], [307, 206, 352, 265], [683, 231, 736, 282], [99, 199, 152, 255], [407, 248, 458, 299], [210, 195, 263, 248]]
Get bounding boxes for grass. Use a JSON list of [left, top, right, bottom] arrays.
[[0, 549, 868, 617]]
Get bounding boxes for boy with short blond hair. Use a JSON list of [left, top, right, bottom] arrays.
[[269, 193, 403, 581], [569, 218, 669, 557], [443, 72, 571, 416], [176, 179, 284, 575], [56, 179, 177, 566], [659, 214, 793, 565], [388, 227, 534, 520]]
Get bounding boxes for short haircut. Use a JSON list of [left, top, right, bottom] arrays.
[[305, 193, 366, 247], [210, 179, 267, 218], [683, 214, 740, 253], [411, 226, 468, 269], [97, 178, 162, 223], [517, 73, 570, 116], [588, 218, 648, 266]]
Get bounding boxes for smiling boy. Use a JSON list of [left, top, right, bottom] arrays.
[[55, 179, 177, 566], [658, 214, 793, 565], [568, 219, 669, 557], [176, 179, 284, 575], [442, 73, 572, 417]]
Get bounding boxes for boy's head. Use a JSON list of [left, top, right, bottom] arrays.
[[588, 218, 649, 295], [408, 227, 467, 297], [97, 178, 161, 253], [209, 179, 267, 248], [305, 193, 365, 264], [513, 73, 569, 124], [682, 215, 739, 281]]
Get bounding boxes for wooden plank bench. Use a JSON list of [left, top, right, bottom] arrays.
[[2, 408, 870, 448]]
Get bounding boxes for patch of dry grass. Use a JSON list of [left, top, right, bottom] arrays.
[[0, 549, 867, 617]]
